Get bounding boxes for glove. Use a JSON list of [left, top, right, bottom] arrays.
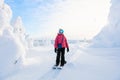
[[54, 48, 57, 53], [67, 48, 69, 52]]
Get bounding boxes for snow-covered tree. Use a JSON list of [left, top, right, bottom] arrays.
[[13, 16, 25, 35], [13, 16, 28, 48], [0, 0, 26, 77], [91, 0, 120, 47], [0, 0, 4, 8], [0, 0, 12, 34]]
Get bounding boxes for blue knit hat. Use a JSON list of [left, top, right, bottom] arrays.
[[59, 29, 64, 34]]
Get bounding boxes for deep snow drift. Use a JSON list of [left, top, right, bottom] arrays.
[[0, 0, 26, 77], [91, 0, 120, 47]]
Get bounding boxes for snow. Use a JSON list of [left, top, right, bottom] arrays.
[[13, 16, 28, 49], [2, 45, 120, 80], [0, 0, 120, 80], [91, 0, 120, 47], [0, 0, 26, 77]]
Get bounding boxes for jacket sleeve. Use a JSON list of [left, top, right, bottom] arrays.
[[65, 37, 69, 48], [54, 36, 58, 48]]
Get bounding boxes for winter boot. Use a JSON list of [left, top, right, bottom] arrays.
[[64, 61, 67, 64]]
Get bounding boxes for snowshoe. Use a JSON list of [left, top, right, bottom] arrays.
[[52, 65, 58, 69], [57, 66, 63, 69]]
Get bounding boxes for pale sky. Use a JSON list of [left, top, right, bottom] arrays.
[[5, 0, 111, 39]]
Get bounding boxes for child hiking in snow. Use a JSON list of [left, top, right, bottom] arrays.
[[53, 29, 69, 69]]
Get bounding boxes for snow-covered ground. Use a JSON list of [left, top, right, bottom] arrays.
[[1, 0, 120, 80], [2, 44, 120, 80]]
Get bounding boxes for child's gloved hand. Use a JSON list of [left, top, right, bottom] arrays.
[[67, 48, 69, 52], [54, 48, 57, 53]]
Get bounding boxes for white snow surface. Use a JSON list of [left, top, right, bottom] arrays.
[[0, 0, 26, 77], [13, 16, 26, 38], [1, 45, 120, 80], [13, 16, 28, 49], [91, 0, 120, 47], [0, 0, 120, 80]]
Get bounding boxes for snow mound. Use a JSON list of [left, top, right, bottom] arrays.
[[91, 0, 120, 47]]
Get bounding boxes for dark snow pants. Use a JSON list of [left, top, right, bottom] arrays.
[[56, 48, 66, 66]]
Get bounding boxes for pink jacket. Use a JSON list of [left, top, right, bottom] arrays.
[[54, 34, 69, 48]]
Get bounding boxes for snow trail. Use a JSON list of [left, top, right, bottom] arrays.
[[38, 69, 61, 80], [3, 46, 120, 80]]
